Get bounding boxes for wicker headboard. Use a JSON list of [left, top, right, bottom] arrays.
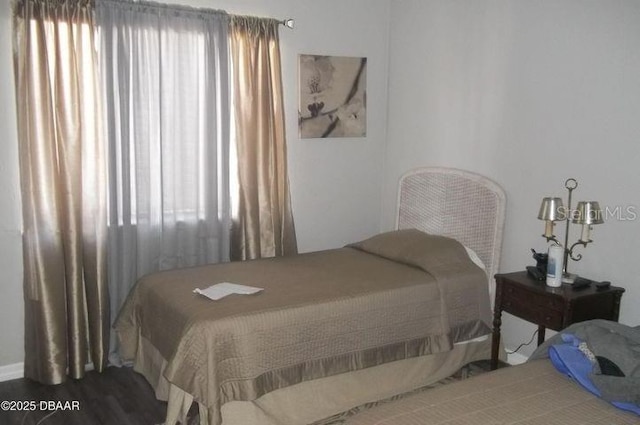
[[396, 167, 506, 288]]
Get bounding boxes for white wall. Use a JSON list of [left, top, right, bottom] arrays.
[[0, 0, 25, 368], [0, 0, 391, 368], [384, 0, 640, 356]]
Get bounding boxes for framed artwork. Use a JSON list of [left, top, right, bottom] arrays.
[[298, 54, 367, 139]]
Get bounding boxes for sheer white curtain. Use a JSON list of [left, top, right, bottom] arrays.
[[96, 0, 231, 358]]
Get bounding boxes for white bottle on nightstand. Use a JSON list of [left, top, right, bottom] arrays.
[[546, 244, 564, 287]]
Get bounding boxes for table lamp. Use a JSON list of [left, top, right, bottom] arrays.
[[537, 178, 604, 283]]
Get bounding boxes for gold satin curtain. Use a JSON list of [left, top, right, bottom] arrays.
[[229, 16, 297, 260], [13, 0, 109, 384]]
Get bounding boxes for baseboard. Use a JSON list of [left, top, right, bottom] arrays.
[[0, 362, 95, 383], [0, 362, 24, 382], [506, 352, 528, 365]]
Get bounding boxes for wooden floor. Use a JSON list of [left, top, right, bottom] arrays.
[[0, 366, 168, 425]]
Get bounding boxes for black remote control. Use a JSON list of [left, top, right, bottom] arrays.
[[572, 277, 592, 290], [596, 281, 611, 291]]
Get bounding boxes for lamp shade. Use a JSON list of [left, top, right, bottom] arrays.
[[538, 197, 565, 221], [573, 201, 604, 225]]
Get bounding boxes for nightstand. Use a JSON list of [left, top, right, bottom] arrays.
[[490, 271, 624, 370]]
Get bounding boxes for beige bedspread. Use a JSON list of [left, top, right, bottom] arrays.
[[115, 230, 491, 424], [341, 360, 638, 425]]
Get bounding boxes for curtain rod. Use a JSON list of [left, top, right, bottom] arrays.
[[106, 0, 295, 29]]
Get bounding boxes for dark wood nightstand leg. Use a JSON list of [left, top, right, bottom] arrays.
[[537, 325, 545, 346], [491, 308, 502, 370]]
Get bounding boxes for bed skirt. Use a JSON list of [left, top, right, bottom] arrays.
[[132, 334, 497, 425]]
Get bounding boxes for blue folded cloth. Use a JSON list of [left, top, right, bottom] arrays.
[[549, 333, 640, 415]]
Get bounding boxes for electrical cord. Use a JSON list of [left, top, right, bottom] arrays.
[[20, 408, 59, 425], [35, 410, 58, 425], [506, 329, 539, 354]]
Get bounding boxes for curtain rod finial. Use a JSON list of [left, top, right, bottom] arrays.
[[282, 18, 294, 29]]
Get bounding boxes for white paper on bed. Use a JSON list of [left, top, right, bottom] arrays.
[[193, 282, 263, 301]]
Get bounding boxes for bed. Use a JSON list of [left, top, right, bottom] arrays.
[[114, 167, 507, 425], [337, 320, 640, 425], [337, 360, 638, 425]]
